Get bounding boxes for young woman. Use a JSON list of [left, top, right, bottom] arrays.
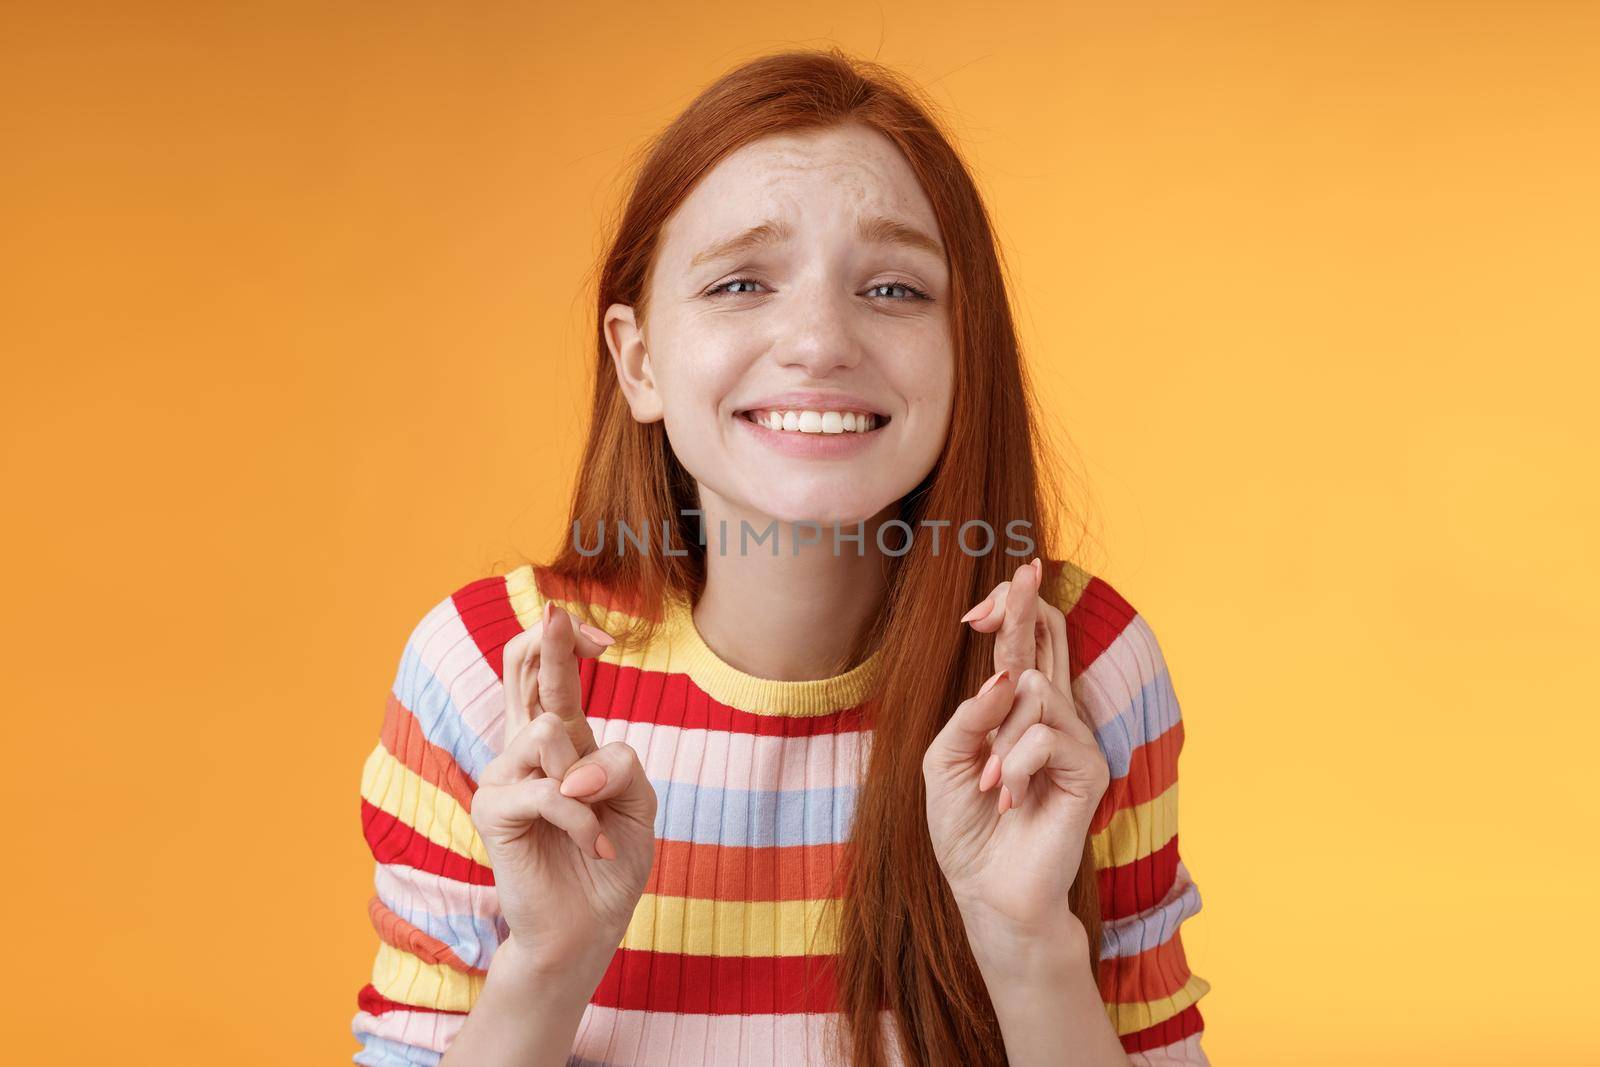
[[353, 49, 1210, 1067]]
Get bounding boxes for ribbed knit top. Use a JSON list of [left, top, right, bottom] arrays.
[[352, 560, 1211, 1066]]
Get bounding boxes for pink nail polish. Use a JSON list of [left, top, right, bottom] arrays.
[[978, 668, 1008, 696], [998, 786, 1012, 814], [979, 753, 1001, 792], [960, 600, 992, 624], [1031, 557, 1042, 581], [594, 832, 615, 860], [578, 622, 616, 646], [560, 763, 607, 798]]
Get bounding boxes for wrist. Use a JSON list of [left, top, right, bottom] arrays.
[[960, 906, 1092, 983], [493, 933, 616, 1004]]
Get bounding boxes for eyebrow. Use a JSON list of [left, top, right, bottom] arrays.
[[688, 214, 945, 269]]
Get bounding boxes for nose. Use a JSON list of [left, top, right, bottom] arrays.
[[773, 285, 864, 376]]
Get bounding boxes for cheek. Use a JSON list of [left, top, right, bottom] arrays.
[[687, 329, 751, 390], [656, 344, 740, 415], [654, 363, 741, 460], [896, 349, 955, 417]]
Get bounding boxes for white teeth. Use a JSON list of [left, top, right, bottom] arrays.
[[744, 408, 882, 435]]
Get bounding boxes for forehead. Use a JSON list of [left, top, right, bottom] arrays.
[[660, 124, 939, 255]]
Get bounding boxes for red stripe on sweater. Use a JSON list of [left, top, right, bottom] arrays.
[[1063, 575, 1140, 680], [357, 982, 467, 1018], [449, 570, 874, 734], [361, 799, 495, 885], [1098, 833, 1182, 920], [583, 658, 871, 736], [592, 948, 839, 1014], [465, 565, 1145, 700], [452, 573, 525, 680], [1120, 1003, 1205, 1054]]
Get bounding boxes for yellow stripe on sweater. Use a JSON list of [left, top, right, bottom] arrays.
[[621, 894, 842, 957], [1090, 780, 1178, 869], [371, 941, 484, 1013], [360, 744, 490, 868], [504, 561, 545, 630], [1107, 972, 1213, 1035]]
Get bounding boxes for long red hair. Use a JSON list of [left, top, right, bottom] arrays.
[[523, 47, 1101, 1067]]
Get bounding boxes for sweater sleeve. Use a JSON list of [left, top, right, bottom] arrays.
[[350, 590, 509, 1066], [1069, 579, 1213, 1065]]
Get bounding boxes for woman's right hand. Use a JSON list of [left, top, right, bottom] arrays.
[[469, 599, 659, 975]]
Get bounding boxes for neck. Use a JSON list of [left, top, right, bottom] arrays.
[[690, 494, 896, 681]]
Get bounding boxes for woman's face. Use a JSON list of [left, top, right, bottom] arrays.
[[605, 122, 955, 529]]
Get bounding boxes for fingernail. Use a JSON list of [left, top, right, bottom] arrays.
[[560, 763, 607, 798], [578, 622, 616, 646], [594, 831, 615, 861], [978, 668, 1008, 696], [1031, 557, 1042, 581], [543, 600, 555, 624], [979, 753, 1001, 792], [959, 600, 993, 624], [998, 786, 1012, 814]]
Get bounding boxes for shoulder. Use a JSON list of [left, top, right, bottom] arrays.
[[1039, 560, 1187, 800], [387, 560, 649, 773], [1039, 558, 1171, 673], [383, 562, 549, 782], [399, 558, 621, 686], [398, 564, 537, 693]]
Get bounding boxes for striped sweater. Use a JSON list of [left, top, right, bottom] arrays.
[[353, 561, 1211, 1065]]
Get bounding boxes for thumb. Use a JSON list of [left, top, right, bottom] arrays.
[[926, 668, 1015, 770]]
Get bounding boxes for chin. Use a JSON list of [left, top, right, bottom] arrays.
[[751, 496, 889, 531]]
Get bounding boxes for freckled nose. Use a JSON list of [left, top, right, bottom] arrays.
[[773, 287, 864, 373], [776, 332, 863, 376]]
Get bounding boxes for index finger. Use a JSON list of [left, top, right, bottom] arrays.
[[992, 558, 1041, 679], [536, 600, 599, 757]]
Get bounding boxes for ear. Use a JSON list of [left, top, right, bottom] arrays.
[[603, 302, 664, 423]]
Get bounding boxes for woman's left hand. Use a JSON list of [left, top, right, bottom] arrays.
[[923, 557, 1111, 939]]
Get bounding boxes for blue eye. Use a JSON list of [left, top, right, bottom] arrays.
[[865, 281, 932, 300], [707, 278, 767, 296], [704, 278, 933, 300]]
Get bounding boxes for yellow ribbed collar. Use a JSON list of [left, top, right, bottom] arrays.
[[657, 588, 883, 717], [504, 564, 882, 717]]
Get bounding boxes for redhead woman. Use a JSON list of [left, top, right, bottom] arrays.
[[352, 48, 1210, 1067]]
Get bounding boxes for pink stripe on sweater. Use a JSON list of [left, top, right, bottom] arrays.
[[570, 1004, 909, 1067], [374, 862, 502, 922], [351, 1008, 463, 1054], [591, 716, 869, 789]]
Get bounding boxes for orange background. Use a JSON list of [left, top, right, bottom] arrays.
[[4, 2, 1596, 1063]]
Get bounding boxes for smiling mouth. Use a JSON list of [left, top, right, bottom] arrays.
[[735, 408, 891, 435]]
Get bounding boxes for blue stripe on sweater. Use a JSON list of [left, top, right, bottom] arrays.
[[650, 778, 856, 847]]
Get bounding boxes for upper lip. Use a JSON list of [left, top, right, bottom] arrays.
[[734, 391, 890, 417]]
